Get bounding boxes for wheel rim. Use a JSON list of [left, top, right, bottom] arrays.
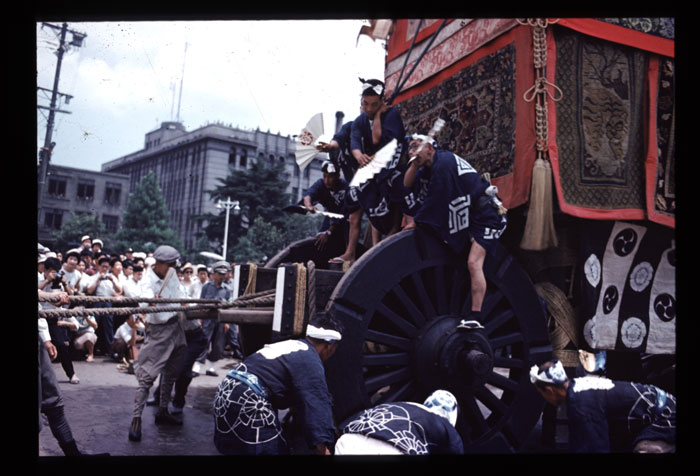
[[326, 228, 551, 453]]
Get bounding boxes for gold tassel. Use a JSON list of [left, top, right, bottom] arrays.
[[520, 158, 558, 250]]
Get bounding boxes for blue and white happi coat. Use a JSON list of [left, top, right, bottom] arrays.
[[213, 338, 335, 455], [566, 376, 676, 452], [407, 149, 507, 255], [340, 402, 464, 455]]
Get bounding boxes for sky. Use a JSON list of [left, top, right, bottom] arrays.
[[36, 20, 387, 172]]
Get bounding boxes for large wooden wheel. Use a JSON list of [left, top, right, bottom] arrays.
[[324, 227, 552, 453]]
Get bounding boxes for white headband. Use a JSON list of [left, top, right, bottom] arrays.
[[409, 133, 437, 146], [306, 324, 342, 342], [322, 161, 337, 174], [361, 82, 384, 96], [529, 360, 568, 385]]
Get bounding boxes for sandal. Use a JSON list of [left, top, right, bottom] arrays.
[[70, 375, 80, 384], [328, 256, 347, 264]]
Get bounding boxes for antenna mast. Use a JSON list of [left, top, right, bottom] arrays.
[[176, 42, 188, 123]]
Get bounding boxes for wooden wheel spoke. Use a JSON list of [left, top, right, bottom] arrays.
[[492, 355, 525, 369], [364, 329, 412, 351], [448, 267, 466, 314], [375, 380, 416, 404], [475, 385, 509, 416], [364, 367, 412, 393], [489, 332, 524, 351], [362, 352, 410, 367], [390, 285, 426, 327], [409, 272, 437, 318], [462, 395, 490, 434], [483, 308, 516, 335], [486, 370, 520, 393], [375, 302, 419, 338], [432, 265, 448, 315]]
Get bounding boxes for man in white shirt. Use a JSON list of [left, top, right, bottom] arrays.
[[86, 256, 122, 358], [129, 245, 188, 442]]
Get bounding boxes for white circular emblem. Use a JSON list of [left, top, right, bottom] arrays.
[[621, 317, 647, 349], [629, 262, 654, 292], [584, 254, 601, 287]]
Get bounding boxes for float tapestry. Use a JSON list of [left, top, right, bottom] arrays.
[[553, 28, 648, 214], [579, 221, 675, 354], [395, 43, 516, 182]]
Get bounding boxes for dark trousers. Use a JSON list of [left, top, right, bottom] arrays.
[[47, 321, 76, 380], [39, 335, 75, 447], [173, 328, 209, 407], [92, 302, 114, 354], [153, 327, 209, 407], [198, 319, 225, 363]]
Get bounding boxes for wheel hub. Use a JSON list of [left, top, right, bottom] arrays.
[[414, 316, 494, 395]]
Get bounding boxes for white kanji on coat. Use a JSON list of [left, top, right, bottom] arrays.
[[448, 196, 470, 234], [454, 155, 476, 175]]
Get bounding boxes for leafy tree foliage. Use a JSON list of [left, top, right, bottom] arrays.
[[52, 212, 107, 252], [202, 159, 321, 262], [111, 171, 183, 254]]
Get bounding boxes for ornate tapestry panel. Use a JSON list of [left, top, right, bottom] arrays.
[[395, 43, 516, 183], [551, 27, 649, 217], [651, 57, 675, 225]]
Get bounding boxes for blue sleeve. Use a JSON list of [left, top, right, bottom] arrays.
[[414, 157, 452, 231], [350, 115, 366, 152], [305, 179, 325, 203], [291, 348, 336, 448], [379, 108, 405, 148]]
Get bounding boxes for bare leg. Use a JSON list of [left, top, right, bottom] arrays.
[[336, 208, 362, 261], [467, 241, 487, 315], [371, 225, 382, 246]]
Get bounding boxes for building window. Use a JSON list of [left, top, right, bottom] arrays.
[[47, 176, 67, 198], [44, 208, 64, 230], [294, 163, 300, 177], [76, 179, 95, 201], [104, 182, 122, 205], [240, 151, 247, 168], [102, 214, 119, 233], [304, 166, 310, 179], [229, 149, 237, 166]]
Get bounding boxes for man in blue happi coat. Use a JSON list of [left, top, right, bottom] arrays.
[[346, 78, 407, 249], [303, 160, 353, 257], [403, 133, 507, 323], [317, 122, 364, 263], [530, 360, 676, 453], [334, 389, 464, 455], [213, 312, 342, 455]]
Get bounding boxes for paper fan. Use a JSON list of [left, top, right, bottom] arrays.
[[295, 113, 324, 170], [349, 138, 398, 188]]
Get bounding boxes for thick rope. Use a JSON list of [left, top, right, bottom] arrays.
[[518, 18, 562, 159], [534, 282, 580, 368], [306, 260, 316, 321], [38, 288, 277, 319], [242, 262, 258, 296]]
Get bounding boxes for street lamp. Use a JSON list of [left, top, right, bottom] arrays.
[[216, 197, 240, 261]]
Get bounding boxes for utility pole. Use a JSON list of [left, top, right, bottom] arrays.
[[37, 22, 86, 211]]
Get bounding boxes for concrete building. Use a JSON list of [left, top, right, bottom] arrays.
[[37, 164, 130, 247], [101, 121, 325, 251]]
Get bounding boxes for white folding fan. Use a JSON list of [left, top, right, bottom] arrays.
[[349, 138, 398, 188], [295, 113, 324, 171]]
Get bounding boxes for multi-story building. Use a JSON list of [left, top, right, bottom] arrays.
[[101, 121, 326, 251], [37, 164, 130, 248]]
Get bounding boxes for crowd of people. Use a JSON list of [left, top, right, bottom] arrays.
[[37, 235, 243, 387]]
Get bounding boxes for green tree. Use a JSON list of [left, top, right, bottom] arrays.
[[111, 171, 183, 254], [202, 159, 292, 260], [52, 212, 107, 252]]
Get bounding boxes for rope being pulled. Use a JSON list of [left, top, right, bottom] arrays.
[[37, 288, 277, 320]]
